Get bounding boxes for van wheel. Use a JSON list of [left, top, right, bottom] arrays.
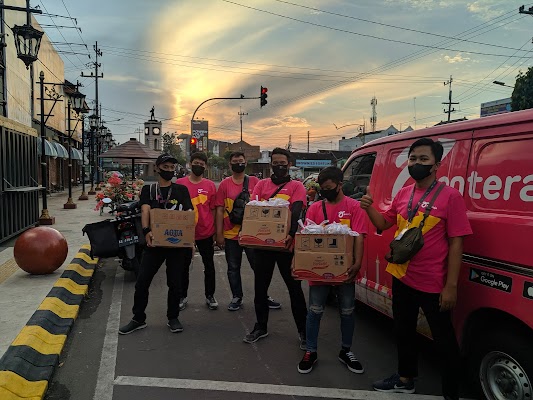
[[469, 329, 532, 400]]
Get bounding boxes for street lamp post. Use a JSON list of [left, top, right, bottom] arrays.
[[38, 71, 54, 224], [78, 114, 88, 200], [493, 81, 515, 89], [63, 88, 85, 209], [64, 100, 76, 209], [88, 113, 98, 195]]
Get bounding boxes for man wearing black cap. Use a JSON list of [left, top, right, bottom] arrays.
[[119, 154, 194, 335]]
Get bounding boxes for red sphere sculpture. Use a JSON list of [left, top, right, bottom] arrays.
[[14, 227, 68, 274]]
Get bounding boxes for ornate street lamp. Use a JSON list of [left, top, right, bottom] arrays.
[[0, 1, 43, 68], [70, 89, 86, 114], [11, 23, 43, 69]]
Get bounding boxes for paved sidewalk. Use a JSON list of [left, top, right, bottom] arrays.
[[0, 187, 108, 358]]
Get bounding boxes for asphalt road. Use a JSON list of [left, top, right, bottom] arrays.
[[44, 250, 456, 400]]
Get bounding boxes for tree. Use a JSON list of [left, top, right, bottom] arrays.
[[162, 132, 187, 166], [511, 67, 533, 111]]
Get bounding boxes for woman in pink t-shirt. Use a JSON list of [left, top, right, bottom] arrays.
[[361, 138, 472, 399]]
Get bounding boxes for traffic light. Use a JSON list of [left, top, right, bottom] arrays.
[[260, 86, 268, 108], [190, 137, 197, 154]]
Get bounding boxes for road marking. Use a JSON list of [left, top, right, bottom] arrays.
[[93, 268, 124, 400], [114, 376, 446, 399]]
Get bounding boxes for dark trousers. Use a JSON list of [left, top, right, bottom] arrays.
[[392, 278, 460, 399], [182, 237, 216, 298], [254, 249, 307, 333], [225, 238, 255, 299], [132, 246, 191, 322]]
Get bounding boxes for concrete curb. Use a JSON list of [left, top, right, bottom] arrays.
[[0, 245, 99, 400]]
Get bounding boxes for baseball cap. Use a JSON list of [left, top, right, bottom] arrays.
[[156, 153, 178, 166]]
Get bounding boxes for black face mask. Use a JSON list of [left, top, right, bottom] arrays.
[[159, 170, 175, 182], [408, 163, 433, 181], [320, 186, 339, 202], [272, 165, 288, 178], [191, 165, 205, 177], [231, 163, 246, 173]]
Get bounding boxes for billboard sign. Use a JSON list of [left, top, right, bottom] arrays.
[[191, 120, 208, 152], [480, 98, 512, 117]]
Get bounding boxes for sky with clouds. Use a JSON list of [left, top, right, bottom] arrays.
[[36, 0, 532, 152]]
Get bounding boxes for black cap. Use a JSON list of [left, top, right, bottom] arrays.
[[156, 153, 178, 166]]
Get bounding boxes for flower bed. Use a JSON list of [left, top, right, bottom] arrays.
[[95, 172, 144, 212]]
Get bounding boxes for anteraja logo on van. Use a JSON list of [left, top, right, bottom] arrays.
[[391, 138, 533, 203]]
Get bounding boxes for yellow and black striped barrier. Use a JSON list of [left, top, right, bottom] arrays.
[[0, 245, 99, 400]]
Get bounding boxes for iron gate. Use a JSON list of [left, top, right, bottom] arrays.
[[0, 126, 40, 244]]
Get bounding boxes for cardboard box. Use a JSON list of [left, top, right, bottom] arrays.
[[292, 233, 355, 282], [150, 209, 195, 248], [239, 205, 291, 250]]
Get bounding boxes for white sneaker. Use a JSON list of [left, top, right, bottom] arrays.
[[179, 297, 188, 311], [206, 295, 218, 310]]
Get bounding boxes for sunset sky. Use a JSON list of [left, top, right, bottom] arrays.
[[37, 0, 531, 151]]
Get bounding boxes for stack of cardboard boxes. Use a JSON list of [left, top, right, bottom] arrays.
[[239, 204, 291, 250]]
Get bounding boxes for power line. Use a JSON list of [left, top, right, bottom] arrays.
[[272, 0, 532, 53], [220, 0, 531, 59]]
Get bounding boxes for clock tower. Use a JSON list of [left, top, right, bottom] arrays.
[[144, 107, 163, 151]]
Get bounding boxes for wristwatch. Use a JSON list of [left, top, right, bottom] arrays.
[[142, 227, 151, 236]]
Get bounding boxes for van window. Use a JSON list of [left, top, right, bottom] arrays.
[[342, 153, 376, 200]]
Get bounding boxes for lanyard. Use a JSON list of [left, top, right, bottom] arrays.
[[407, 180, 437, 222], [157, 184, 173, 209]]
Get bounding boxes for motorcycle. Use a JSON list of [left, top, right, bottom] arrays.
[[113, 201, 144, 277]]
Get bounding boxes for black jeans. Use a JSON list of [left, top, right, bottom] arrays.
[[254, 249, 307, 333], [132, 246, 191, 322], [225, 239, 255, 299], [182, 237, 216, 298], [392, 278, 460, 399]]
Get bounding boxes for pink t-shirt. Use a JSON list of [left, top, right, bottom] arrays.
[[306, 196, 368, 235], [176, 177, 216, 240], [251, 179, 307, 209], [382, 183, 472, 293], [214, 175, 259, 240]]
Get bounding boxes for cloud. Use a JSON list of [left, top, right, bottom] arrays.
[[467, 0, 510, 21], [253, 116, 311, 130], [444, 54, 471, 63]]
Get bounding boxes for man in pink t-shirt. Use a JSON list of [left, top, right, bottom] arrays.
[[297, 167, 367, 375], [242, 148, 308, 348], [177, 152, 218, 311], [361, 138, 472, 399], [214, 151, 280, 311]]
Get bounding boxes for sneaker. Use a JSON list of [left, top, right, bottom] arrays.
[[338, 349, 364, 374], [299, 332, 307, 351], [243, 327, 268, 344], [267, 296, 281, 309], [227, 297, 243, 311], [118, 319, 146, 335], [206, 295, 218, 310], [167, 318, 184, 333], [297, 351, 317, 374], [179, 297, 188, 311], [373, 373, 415, 394]]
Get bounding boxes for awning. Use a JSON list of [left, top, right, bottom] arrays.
[[70, 148, 83, 160], [52, 142, 69, 159], [37, 138, 58, 158]]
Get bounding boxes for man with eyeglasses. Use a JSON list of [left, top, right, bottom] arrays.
[[243, 148, 308, 349], [215, 151, 281, 311]]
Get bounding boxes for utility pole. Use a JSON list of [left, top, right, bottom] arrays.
[[286, 135, 292, 151], [307, 130, 310, 153], [370, 96, 377, 134], [443, 75, 459, 122], [238, 107, 248, 150], [81, 41, 103, 188]]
